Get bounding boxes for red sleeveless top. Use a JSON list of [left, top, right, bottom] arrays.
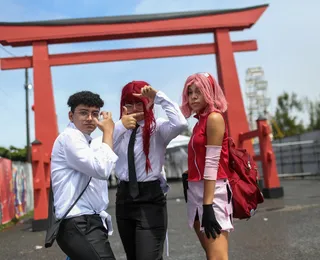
[[188, 112, 229, 182]]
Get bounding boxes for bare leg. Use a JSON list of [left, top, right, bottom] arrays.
[[193, 219, 207, 250], [193, 214, 229, 260]]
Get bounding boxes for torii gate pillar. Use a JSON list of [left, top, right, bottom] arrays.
[[31, 41, 58, 230], [215, 29, 250, 147]]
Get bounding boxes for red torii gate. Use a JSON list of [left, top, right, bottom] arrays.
[[0, 4, 283, 231]]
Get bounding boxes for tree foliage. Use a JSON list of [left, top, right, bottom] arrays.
[[0, 146, 27, 162], [305, 97, 320, 131], [272, 92, 305, 139]]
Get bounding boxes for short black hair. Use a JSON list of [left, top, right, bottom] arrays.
[[67, 91, 104, 112]]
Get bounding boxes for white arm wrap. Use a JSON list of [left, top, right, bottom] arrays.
[[203, 145, 222, 180]]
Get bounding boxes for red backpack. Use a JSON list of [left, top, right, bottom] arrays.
[[227, 138, 264, 219]]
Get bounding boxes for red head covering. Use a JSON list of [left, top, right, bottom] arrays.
[[120, 81, 156, 173]]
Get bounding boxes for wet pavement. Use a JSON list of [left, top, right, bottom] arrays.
[[0, 178, 320, 260]]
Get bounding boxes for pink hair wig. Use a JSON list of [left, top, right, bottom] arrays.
[[181, 72, 228, 118]]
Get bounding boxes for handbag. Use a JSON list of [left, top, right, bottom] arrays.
[[44, 177, 92, 248]]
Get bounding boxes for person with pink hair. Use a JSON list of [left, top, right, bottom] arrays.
[[181, 72, 233, 260], [113, 81, 188, 260]]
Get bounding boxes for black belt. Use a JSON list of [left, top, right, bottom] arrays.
[[119, 179, 160, 189], [116, 179, 165, 204]]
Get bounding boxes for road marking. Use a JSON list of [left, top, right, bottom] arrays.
[[275, 204, 320, 212]]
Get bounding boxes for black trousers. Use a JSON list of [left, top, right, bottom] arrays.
[[116, 180, 167, 260], [56, 214, 115, 260]]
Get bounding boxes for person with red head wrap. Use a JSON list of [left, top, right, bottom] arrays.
[[113, 81, 188, 260]]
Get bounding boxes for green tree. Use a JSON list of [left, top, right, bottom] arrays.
[[0, 146, 27, 162], [0, 147, 10, 159], [272, 92, 305, 139], [305, 97, 320, 131]]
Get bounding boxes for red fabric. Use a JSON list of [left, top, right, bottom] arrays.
[[120, 81, 156, 173], [188, 112, 229, 181], [0, 158, 14, 224]]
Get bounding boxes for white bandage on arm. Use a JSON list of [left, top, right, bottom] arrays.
[[203, 145, 222, 180]]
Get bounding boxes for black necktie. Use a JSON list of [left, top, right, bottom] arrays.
[[128, 125, 139, 199]]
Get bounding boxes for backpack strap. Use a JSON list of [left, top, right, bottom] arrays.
[[52, 177, 92, 221]]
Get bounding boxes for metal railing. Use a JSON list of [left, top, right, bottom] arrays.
[[253, 139, 320, 177]]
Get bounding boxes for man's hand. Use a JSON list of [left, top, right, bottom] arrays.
[[94, 111, 114, 134], [121, 106, 144, 129], [133, 85, 158, 110]]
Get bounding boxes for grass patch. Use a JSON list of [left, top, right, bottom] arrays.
[[0, 210, 34, 232]]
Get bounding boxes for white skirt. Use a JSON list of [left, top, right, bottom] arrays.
[[187, 179, 234, 232]]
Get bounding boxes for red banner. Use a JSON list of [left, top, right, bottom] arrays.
[[0, 158, 15, 224]]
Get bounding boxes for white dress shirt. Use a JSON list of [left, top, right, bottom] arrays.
[[50, 122, 118, 234], [113, 91, 188, 188]]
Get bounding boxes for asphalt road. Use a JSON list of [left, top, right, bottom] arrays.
[[1, 178, 320, 260]]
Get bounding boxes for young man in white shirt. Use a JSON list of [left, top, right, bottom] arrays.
[[50, 91, 118, 260]]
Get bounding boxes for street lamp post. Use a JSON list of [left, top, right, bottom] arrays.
[[25, 68, 32, 163]]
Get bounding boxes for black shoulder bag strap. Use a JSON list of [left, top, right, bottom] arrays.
[[60, 177, 92, 220]]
